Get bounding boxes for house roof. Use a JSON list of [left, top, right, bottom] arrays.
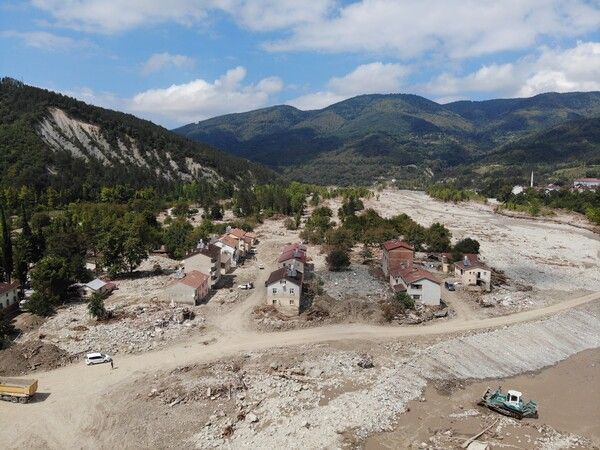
[[390, 267, 440, 284], [575, 178, 600, 183], [245, 231, 258, 239], [85, 278, 107, 291], [177, 270, 209, 289], [0, 281, 20, 294], [219, 235, 239, 249], [282, 242, 306, 253], [455, 254, 489, 271], [265, 267, 302, 287], [229, 228, 247, 238], [183, 243, 221, 260], [382, 239, 414, 252], [278, 248, 307, 264]]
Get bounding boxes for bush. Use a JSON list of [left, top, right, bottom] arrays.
[[394, 292, 415, 310], [326, 248, 350, 271], [453, 238, 480, 255], [26, 291, 57, 316], [87, 292, 109, 320], [0, 309, 15, 349], [284, 217, 297, 230]]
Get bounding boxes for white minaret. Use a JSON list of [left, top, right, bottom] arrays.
[[530, 171, 534, 188]]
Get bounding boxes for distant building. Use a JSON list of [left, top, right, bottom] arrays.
[[382, 240, 414, 276], [82, 278, 116, 298], [454, 254, 491, 291], [165, 270, 210, 305], [511, 185, 524, 195], [389, 267, 441, 306], [0, 281, 20, 309], [265, 267, 303, 315], [574, 178, 600, 191], [544, 184, 560, 193], [183, 243, 221, 288]]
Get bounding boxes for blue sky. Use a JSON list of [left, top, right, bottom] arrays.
[[1, 0, 599, 128]]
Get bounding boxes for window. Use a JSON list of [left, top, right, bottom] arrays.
[[290, 288, 295, 294], [272, 300, 277, 305], [412, 294, 421, 300], [289, 299, 294, 305], [410, 283, 422, 290], [272, 288, 277, 294]]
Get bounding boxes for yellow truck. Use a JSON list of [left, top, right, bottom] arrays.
[[0, 378, 38, 403]]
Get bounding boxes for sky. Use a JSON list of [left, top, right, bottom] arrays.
[[1, 0, 600, 128]]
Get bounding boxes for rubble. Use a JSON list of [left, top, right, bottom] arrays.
[[17, 301, 205, 356]]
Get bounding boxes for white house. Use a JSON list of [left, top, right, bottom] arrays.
[[214, 235, 240, 267], [265, 267, 303, 315], [164, 270, 210, 306], [82, 278, 116, 298], [574, 178, 600, 191], [0, 282, 20, 309], [183, 243, 221, 288], [454, 254, 492, 291], [278, 248, 308, 274], [389, 267, 441, 306]]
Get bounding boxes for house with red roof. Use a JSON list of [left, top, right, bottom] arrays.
[[381, 239, 414, 276], [389, 267, 441, 306], [215, 235, 241, 267], [165, 270, 210, 305], [277, 247, 308, 274]]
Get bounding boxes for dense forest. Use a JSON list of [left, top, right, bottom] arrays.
[[175, 91, 600, 186]]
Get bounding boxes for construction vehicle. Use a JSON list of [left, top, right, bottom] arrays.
[[478, 387, 538, 419], [0, 378, 38, 403]]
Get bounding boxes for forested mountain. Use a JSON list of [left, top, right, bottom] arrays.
[[175, 92, 600, 185], [0, 78, 276, 201]]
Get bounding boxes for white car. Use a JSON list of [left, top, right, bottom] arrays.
[[85, 352, 112, 365], [238, 282, 254, 290]]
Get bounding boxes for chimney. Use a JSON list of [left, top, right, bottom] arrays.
[[463, 255, 470, 266], [288, 267, 297, 278], [226, 225, 232, 234]]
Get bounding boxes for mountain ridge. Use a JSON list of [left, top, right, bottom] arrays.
[[175, 91, 600, 185]]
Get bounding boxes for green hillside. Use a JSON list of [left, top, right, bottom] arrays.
[[175, 92, 600, 185], [0, 78, 276, 201]]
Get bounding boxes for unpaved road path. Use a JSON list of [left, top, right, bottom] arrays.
[[2, 288, 599, 449]]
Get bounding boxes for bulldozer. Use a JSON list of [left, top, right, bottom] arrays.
[[478, 387, 538, 419]]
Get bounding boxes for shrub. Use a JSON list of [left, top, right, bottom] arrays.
[[394, 292, 415, 310], [326, 248, 350, 271], [88, 292, 109, 320]]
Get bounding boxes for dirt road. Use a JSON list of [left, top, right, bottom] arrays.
[[2, 288, 599, 449]]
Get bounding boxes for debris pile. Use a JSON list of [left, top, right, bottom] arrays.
[[18, 302, 205, 356], [0, 341, 70, 375]]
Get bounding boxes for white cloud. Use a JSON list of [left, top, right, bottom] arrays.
[[265, 0, 600, 59], [30, 0, 209, 34], [1, 30, 87, 50], [213, 0, 333, 30], [288, 62, 408, 110], [422, 41, 600, 100], [129, 66, 283, 123], [141, 52, 195, 75]]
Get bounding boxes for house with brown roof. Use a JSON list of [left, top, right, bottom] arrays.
[[454, 254, 491, 291], [183, 243, 221, 287], [165, 270, 210, 305], [382, 239, 414, 276], [277, 248, 308, 274], [0, 281, 20, 310], [229, 228, 257, 249], [389, 267, 441, 306], [265, 267, 303, 315]]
